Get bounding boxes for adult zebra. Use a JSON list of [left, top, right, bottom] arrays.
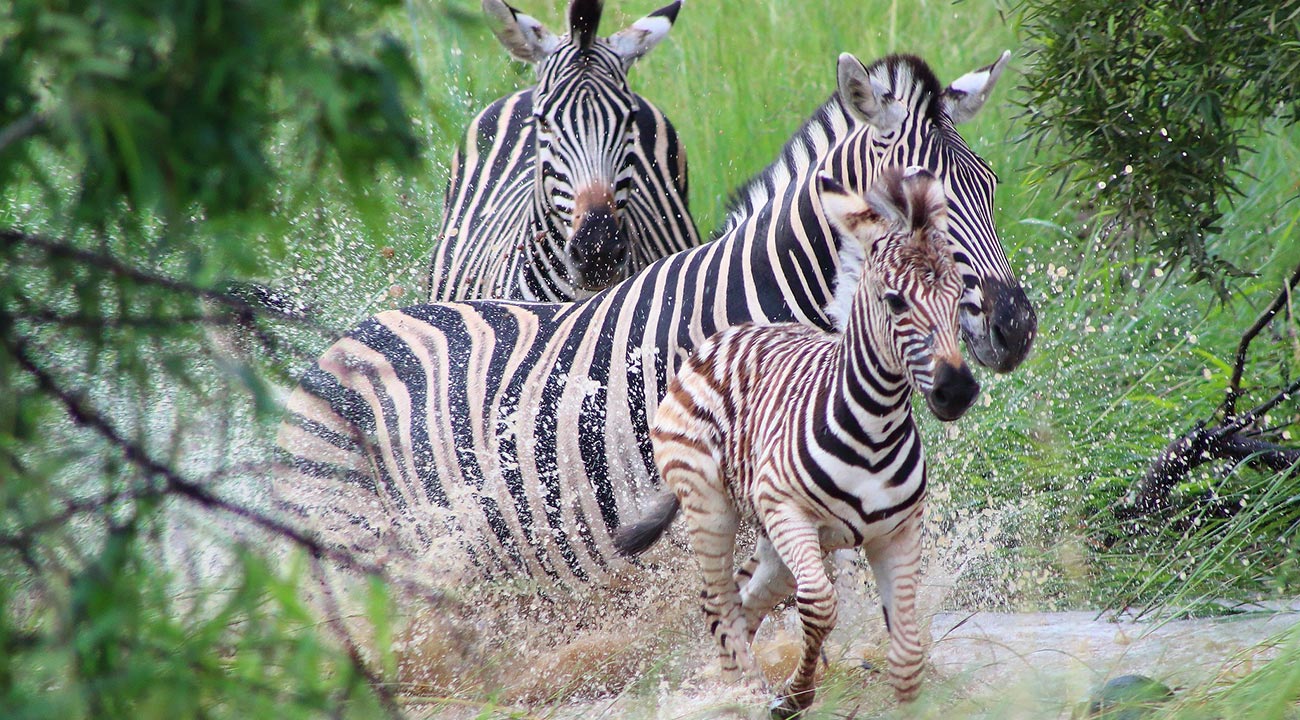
[[427, 0, 699, 302], [273, 51, 1036, 590]]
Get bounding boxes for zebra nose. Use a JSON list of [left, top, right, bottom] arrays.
[[568, 205, 629, 291], [926, 361, 980, 422]]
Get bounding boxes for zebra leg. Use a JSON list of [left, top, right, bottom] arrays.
[[863, 506, 925, 702], [664, 457, 768, 694], [737, 534, 796, 646], [766, 514, 836, 717]]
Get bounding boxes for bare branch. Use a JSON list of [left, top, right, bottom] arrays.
[[1225, 261, 1300, 416], [309, 557, 404, 720], [1122, 421, 1300, 518], [0, 318, 444, 605], [1, 228, 335, 332]]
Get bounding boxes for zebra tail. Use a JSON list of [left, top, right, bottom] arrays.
[[612, 491, 680, 557]]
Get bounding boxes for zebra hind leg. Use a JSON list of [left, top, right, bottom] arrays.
[[863, 506, 926, 702], [661, 454, 768, 695], [764, 513, 838, 718], [737, 534, 796, 647]]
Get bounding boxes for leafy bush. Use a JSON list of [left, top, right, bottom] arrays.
[[1014, 0, 1300, 287], [0, 0, 425, 715]]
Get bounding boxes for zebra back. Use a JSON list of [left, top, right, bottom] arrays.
[[427, 0, 698, 303], [275, 52, 1024, 594]]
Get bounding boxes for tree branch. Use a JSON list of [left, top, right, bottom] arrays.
[[1123, 415, 1300, 518], [0, 112, 45, 155], [1225, 261, 1300, 417], [1, 228, 332, 331], [0, 319, 443, 605], [309, 557, 404, 719]]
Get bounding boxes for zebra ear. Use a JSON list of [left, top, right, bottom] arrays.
[[940, 50, 1010, 124], [484, 0, 563, 64], [837, 53, 907, 134], [817, 173, 885, 246], [608, 0, 682, 65]]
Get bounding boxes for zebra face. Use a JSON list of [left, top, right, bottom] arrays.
[[820, 168, 980, 422], [533, 62, 640, 290], [485, 0, 683, 292], [835, 52, 1037, 375]]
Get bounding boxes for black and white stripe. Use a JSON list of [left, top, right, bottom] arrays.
[[615, 168, 977, 712], [427, 0, 698, 302], [274, 52, 1034, 592]]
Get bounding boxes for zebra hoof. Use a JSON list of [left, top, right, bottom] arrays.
[[769, 692, 811, 719]]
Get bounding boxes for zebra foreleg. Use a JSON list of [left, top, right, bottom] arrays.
[[736, 534, 796, 646], [765, 513, 837, 717], [863, 506, 925, 702]]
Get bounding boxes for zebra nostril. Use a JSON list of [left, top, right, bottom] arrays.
[[990, 320, 1008, 351]]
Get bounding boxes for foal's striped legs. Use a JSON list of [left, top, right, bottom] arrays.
[[864, 504, 926, 701]]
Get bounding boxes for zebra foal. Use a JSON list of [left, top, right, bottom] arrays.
[[615, 168, 978, 714], [428, 0, 698, 302]]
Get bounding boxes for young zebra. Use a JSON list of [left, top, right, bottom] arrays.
[[428, 0, 698, 302], [615, 168, 979, 714]]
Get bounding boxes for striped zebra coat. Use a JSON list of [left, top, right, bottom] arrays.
[[273, 52, 1035, 593], [427, 0, 699, 302], [614, 168, 976, 712]]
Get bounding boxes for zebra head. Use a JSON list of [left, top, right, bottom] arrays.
[[830, 52, 1037, 374], [483, 0, 683, 292], [819, 168, 980, 422]]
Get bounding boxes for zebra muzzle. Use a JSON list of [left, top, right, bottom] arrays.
[[567, 204, 630, 291], [925, 361, 980, 422]]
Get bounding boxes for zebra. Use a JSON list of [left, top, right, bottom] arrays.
[[273, 51, 1036, 594], [427, 0, 699, 302], [613, 167, 976, 714]]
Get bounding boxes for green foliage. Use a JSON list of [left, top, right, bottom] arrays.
[[1013, 0, 1300, 287], [0, 0, 420, 226], [0, 0, 427, 716], [0, 520, 391, 719]]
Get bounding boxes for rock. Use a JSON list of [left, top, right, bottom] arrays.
[[1078, 674, 1174, 719]]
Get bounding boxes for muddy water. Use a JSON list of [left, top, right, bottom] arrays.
[[394, 549, 1299, 720]]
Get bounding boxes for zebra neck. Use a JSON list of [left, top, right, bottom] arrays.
[[828, 303, 911, 444], [705, 98, 859, 329]]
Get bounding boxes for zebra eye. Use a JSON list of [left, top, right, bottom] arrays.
[[884, 292, 908, 315], [535, 115, 552, 133]]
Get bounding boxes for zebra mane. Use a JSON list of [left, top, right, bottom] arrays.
[[823, 167, 951, 332], [713, 54, 948, 242], [569, 0, 602, 50], [826, 226, 867, 332]]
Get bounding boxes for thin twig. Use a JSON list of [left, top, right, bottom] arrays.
[[309, 557, 405, 720], [1, 228, 334, 331]]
